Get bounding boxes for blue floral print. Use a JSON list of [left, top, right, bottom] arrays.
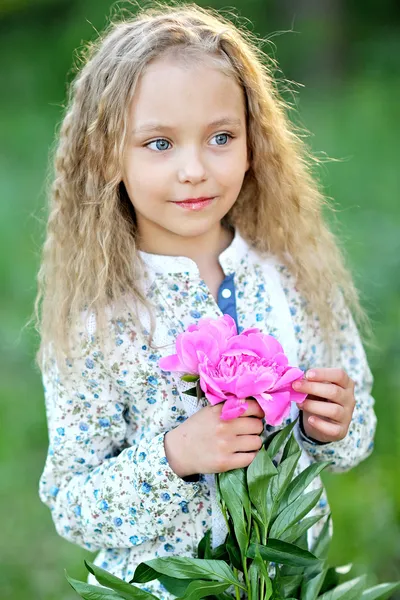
[[39, 229, 376, 598]]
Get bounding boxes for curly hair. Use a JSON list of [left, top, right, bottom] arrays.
[[33, 0, 366, 371]]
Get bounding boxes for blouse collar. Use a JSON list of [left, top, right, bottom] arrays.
[[138, 228, 250, 277]]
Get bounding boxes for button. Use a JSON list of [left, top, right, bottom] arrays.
[[221, 288, 232, 299]]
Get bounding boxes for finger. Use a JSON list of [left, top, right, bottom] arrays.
[[299, 399, 345, 423], [241, 399, 265, 418], [292, 381, 345, 405], [227, 451, 259, 471], [305, 368, 350, 389], [234, 434, 263, 453], [234, 417, 264, 435], [302, 415, 345, 441]]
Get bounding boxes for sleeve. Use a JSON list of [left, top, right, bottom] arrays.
[[294, 289, 377, 473], [38, 334, 201, 552]]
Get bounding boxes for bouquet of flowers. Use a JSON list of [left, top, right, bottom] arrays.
[[67, 316, 399, 600]]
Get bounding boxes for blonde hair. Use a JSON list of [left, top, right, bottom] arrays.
[[33, 0, 366, 371]]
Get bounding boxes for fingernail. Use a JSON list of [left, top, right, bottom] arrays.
[[292, 381, 302, 389], [306, 370, 315, 379]]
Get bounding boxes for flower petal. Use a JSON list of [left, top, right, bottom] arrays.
[[240, 327, 261, 336], [199, 365, 227, 401], [220, 398, 248, 421], [278, 385, 307, 404], [204, 389, 227, 406], [254, 391, 292, 426], [159, 354, 186, 372], [274, 368, 304, 390]]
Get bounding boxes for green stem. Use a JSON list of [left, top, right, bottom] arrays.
[[252, 518, 265, 600], [233, 568, 241, 600], [242, 555, 251, 597]]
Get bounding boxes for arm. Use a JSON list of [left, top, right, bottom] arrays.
[[295, 290, 377, 473], [38, 335, 200, 551]]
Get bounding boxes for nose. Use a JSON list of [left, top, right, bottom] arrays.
[[177, 146, 207, 184]]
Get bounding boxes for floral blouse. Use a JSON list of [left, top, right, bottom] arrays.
[[38, 229, 377, 598]]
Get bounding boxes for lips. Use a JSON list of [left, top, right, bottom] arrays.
[[173, 197, 215, 211], [175, 197, 214, 203]]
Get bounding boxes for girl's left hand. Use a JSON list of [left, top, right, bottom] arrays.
[[292, 368, 356, 444]]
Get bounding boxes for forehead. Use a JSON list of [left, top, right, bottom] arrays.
[[129, 54, 246, 131]]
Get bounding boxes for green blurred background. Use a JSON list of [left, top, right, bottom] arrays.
[[1, 0, 399, 598]]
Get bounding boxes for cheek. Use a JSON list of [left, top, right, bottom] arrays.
[[212, 149, 248, 183], [123, 155, 169, 203]]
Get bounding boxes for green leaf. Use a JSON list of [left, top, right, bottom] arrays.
[[133, 557, 244, 590], [130, 564, 157, 584], [197, 530, 213, 559], [317, 575, 367, 600], [212, 544, 230, 561], [66, 573, 125, 600], [251, 506, 264, 529], [218, 469, 250, 556], [279, 462, 332, 513], [280, 515, 325, 544], [180, 374, 200, 382], [84, 562, 158, 599], [361, 583, 400, 600], [249, 560, 260, 600], [280, 562, 307, 578], [311, 515, 332, 561], [183, 386, 198, 397], [301, 569, 328, 600], [157, 575, 191, 596], [253, 547, 273, 600], [270, 489, 323, 538], [265, 419, 298, 460], [176, 580, 230, 600], [248, 540, 321, 568], [218, 468, 251, 522], [295, 531, 310, 552], [282, 432, 301, 462], [279, 573, 303, 598], [226, 533, 242, 571], [246, 445, 277, 531], [267, 450, 302, 519], [319, 567, 341, 595]]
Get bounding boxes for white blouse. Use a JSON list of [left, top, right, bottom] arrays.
[[39, 229, 377, 598]]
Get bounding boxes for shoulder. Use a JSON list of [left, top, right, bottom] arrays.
[[245, 246, 304, 302]]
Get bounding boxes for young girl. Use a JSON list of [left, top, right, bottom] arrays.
[[36, 2, 377, 597]]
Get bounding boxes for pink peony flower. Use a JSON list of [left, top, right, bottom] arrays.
[[159, 315, 307, 426], [159, 314, 237, 374]]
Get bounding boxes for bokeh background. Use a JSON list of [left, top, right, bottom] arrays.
[[1, 0, 399, 598]]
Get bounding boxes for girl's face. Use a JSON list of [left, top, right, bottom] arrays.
[[122, 54, 250, 252]]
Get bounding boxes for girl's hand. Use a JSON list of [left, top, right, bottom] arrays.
[[292, 368, 356, 444], [164, 399, 265, 477]]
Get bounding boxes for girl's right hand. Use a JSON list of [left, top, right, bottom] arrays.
[[164, 399, 265, 477]]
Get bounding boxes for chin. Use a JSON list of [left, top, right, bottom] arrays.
[[169, 221, 221, 238]]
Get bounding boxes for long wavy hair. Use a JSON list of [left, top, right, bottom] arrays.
[[33, 0, 366, 371]]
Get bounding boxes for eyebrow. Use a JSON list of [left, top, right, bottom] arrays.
[[131, 117, 243, 136]]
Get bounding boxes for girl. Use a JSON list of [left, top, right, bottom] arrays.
[[36, 2, 377, 598]]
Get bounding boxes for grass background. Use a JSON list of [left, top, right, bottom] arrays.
[[1, 1, 399, 598]]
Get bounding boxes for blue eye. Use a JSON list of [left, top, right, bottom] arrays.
[[146, 139, 171, 152], [145, 133, 233, 152], [211, 133, 233, 145]]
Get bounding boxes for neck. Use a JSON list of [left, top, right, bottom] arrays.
[[137, 221, 234, 266]]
